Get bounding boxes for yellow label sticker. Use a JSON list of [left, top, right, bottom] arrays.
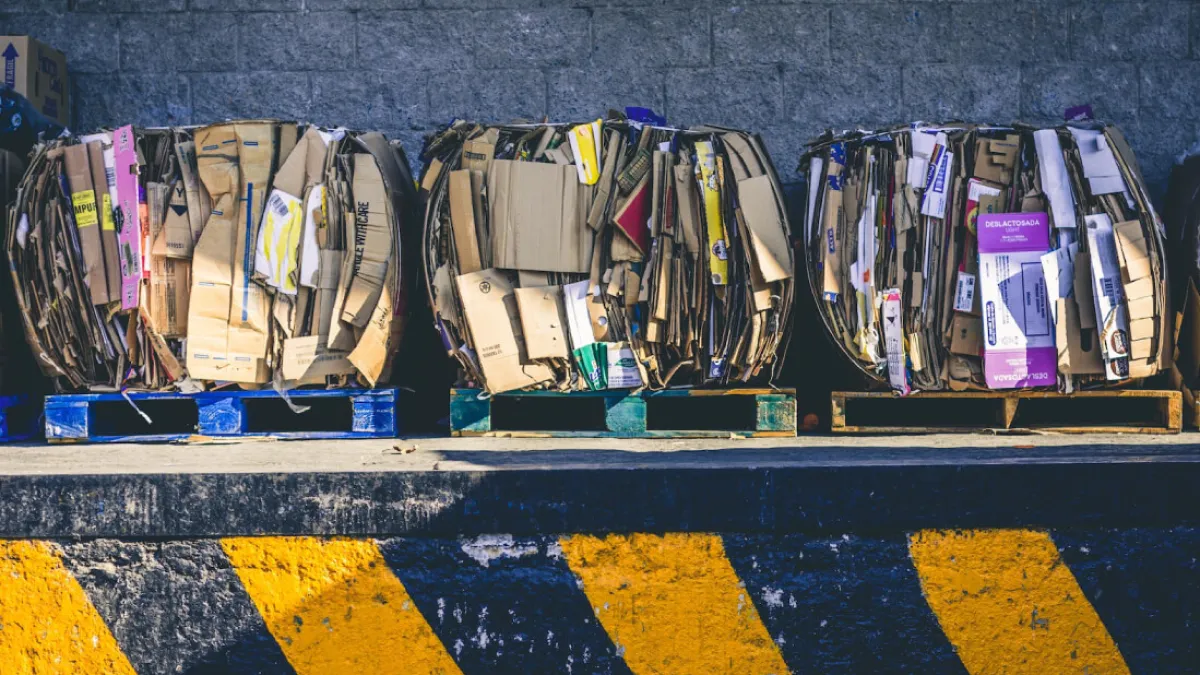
[[101, 192, 116, 231], [72, 190, 99, 228]]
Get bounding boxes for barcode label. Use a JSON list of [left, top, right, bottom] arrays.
[[269, 193, 290, 219], [953, 272, 976, 313], [1102, 277, 1116, 301]]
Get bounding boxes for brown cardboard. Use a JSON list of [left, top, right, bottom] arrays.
[[87, 141, 122, 304], [163, 181, 193, 259], [489, 160, 591, 273], [514, 286, 569, 360], [449, 170, 483, 274], [62, 143, 116, 306], [737, 174, 792, 283], [949, 312, 982, 356], [174, 141, 210, 248], [185, 122, 274, 384], [973, 135, 1019, 185], [150, 227, 190, 338], [421, 158, 444, 193], [456, 268, 555, 394], [0, 36, 69, 126], [340, 153, 392, 327], [280, 335, 354, 382]]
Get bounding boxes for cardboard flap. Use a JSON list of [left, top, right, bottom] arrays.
[[456, 268, 555, 394], [737, 174, 791, 283], [449, 170, 483, 274], [515, 286, 569, 360], [489, 160, 591, 273]]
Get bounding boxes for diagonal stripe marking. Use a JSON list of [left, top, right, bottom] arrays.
[[222, 537, 462, 675], [560, 533, 790, 675], [909, 529, 1130, 675], [0, 540, 137, 674]]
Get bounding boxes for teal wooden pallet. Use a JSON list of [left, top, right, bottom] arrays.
[[450, 388, 797, 438]]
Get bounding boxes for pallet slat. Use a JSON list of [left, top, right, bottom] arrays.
[[451, 388, 797, 438], [831, 390, 1182, 434], [45, 388, 400, 443]]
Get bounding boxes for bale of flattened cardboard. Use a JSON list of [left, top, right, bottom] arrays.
[[419, 111, 795, 396], [6, 120, 417, 393], [802, 122, 1170, 394]]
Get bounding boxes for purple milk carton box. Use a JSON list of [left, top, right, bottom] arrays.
[[977, 212, 1056, 389]]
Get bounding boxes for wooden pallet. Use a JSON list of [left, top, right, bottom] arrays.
[[450, 387, 797, 438], [831, 389, 1182, 434], [45, 388, 400, 443], [0, 395, 40, 442]]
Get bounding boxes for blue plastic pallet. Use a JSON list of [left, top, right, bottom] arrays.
[[45, 388, 400, 443], [0, 394, 40, 442]]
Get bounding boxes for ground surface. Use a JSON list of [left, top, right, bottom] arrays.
[[0, 433, 1198, 476]]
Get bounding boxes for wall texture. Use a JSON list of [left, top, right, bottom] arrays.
[[2, 0, 1197, 192]]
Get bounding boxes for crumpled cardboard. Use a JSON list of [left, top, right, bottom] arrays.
[[420, 115, 795, 393]]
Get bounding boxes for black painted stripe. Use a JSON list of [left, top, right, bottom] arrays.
[[379, 536, 634, 675], [60, 539, 296, 675], [723, 533, 968, 674], [1055, 528, 1200, 674]]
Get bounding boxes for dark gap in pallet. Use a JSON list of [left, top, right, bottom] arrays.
[[488, 396, 607, 432], [843, 397, 1002, 430], [1012, 396, 1165, 429], [646, 396, 757, 431], [3, 402, 38, 438], [242, 397, 354, 433], [90, 399, 198, 437]]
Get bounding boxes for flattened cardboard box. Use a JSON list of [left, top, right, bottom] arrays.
[[0, 36, 69, 127]]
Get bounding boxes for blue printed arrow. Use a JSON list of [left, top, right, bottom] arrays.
[[2, 43, 17, 89]]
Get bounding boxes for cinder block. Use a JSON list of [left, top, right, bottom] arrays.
[[830, 4, 949, 65], [311, 71, 429, 131], [548, 68, 664, 120], [1140, 62, 1200, 122], [471, 9, 591, 69], [120, 14, 237, 73], [190, 0, 301, 10], [307, 0, 418, 9], [76, 0, 185, 11], [1, 12, 119, 73], [712, 5, 828, 67], [784, 65, 901, 128], [429, 69, 547, 122], [357, 11, 474, 71], [239, 12, 355, 72], [1020, 63, 1138, 123], [191, 72, 310, 122], [76, 74, 191, 130], [1071, 2, 1189, 62], [666, 67, 782, 130], [592, 8, 710, 69], [944, 4, 1068, 65], [903, 64, 1019, 121]]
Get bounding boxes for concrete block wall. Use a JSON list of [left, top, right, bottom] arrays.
[[1, 0, 1198, 190]]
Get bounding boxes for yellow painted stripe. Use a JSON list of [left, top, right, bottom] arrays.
[[560, 533, 789, 675], [0, 540, 136, 674], [222, 537, 462, 675], [909, 529, 1130, 675]]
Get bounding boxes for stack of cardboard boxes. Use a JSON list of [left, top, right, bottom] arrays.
[[5, 121, 416, 392], [803, 122, 1169, 393], [420, 112, 795, 395]]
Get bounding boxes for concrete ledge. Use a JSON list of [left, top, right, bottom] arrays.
[[2, 437, 1198, 672], [1, 436, 1199, 538]]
